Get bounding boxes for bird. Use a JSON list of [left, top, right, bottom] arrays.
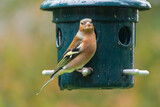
[[36, 18, 97, 95]]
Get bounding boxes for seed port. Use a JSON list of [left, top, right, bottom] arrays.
[[118, 26, 131, 46], [56, 28, 62, 47]]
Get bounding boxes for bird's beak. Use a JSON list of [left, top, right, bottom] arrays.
[[85, 22, 91, 28]]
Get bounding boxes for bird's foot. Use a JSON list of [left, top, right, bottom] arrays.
[[76, 67, 93, 77]]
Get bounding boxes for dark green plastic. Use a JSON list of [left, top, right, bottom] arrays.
[[40, 0, 151, 10], [40, 0, 151, 90]]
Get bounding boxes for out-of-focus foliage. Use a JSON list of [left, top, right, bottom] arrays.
[[0, 0, 159, 107]]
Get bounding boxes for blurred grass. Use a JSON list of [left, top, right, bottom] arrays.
[[0, 0, 160, 107]]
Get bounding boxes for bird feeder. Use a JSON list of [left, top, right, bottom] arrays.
[[40, 0, 151, 90]]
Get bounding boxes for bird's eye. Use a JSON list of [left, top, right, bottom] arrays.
[[81, 22, 84, 25]]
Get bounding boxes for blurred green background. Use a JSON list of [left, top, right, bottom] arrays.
[[0, 0, 160, 107]]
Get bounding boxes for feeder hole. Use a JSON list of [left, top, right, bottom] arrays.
[[56, 28, 62, 47], [118, 26, 131, 46]]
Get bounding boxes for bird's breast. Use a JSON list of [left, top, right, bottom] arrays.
[[82, 35, 96, 55]]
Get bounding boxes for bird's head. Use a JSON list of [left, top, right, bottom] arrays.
[[79, 18, 94, 33]]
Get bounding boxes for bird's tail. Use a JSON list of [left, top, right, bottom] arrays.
[[36, 67, 62, 95]]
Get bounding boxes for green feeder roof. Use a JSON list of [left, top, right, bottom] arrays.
[[40, 0, 151, 11]]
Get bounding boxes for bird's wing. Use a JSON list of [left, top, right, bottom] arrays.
[[57, 40, 82, 68], [36, 43, 82, 95], [36, 45, 81, 96], [66, 35, 82, 51]]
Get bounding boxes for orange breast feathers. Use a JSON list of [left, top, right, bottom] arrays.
[[81, 33, 97, 55]]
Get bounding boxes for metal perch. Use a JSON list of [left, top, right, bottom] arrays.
[[123, 69, 149, 76], [42, 67, 93, 77]]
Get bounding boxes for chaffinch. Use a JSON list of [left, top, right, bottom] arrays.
[[37, 18, 97, 95]]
